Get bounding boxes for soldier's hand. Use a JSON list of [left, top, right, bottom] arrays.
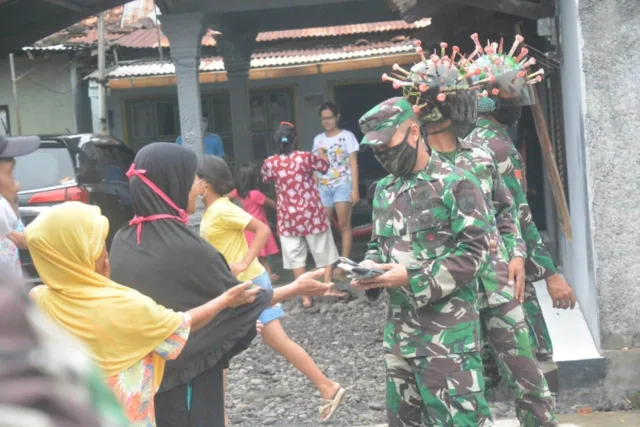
[[352, 263, 408, 290], [359, 260, 377, 269], [489, 239, 498, 254], [546, 274, 576, 310], [508, 257, 525, 303]]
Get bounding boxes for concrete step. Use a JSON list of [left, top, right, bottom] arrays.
[[532, 279, 600, 362]]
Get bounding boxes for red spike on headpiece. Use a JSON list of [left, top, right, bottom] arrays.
[[470, 33, 484, 54], [508, 34, 525, 57], [515, 47, 529, 63], [440, 42, 448, 58]]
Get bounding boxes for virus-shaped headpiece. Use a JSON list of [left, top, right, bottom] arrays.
[[382, 40, 495, 136], [466, 34, 545, 113]]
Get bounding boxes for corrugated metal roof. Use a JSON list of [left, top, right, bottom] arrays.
[[256, 18, 430, 42], [88, 40, 416, 80], [251, 40, 416, 67], [22, 44, 82, 51]]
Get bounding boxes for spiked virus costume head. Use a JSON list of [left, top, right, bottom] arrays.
[[382, 40, 493, 137], [467, 33, 546, 125]]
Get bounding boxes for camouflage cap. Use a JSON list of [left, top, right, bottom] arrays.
[[359, 97, 415, 147]]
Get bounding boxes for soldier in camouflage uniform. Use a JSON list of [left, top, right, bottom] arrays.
[[381, 43, 556, 426], [465, 39, 577, 403], [353, 96, 495, 427]]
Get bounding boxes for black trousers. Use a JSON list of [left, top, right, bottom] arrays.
[[155, 363, 225, 427]]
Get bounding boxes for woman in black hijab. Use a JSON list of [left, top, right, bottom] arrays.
[[109, 143, 337, 427]]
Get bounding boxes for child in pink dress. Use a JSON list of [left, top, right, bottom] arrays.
[[229, 163, 281, 282]]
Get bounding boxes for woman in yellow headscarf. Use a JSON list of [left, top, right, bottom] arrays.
[[26, 201, 262, 426]]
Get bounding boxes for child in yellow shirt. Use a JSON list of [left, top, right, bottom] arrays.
[[196, 156, 346, 423]]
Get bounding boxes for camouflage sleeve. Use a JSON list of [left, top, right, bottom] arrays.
[[490, 158, 526, 259], [364, 181, 384, 263], [409, 178, 491, 307], [505, 153, 558, 280]]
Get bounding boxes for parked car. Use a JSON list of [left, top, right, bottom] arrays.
[[13, 134, 135, 283]]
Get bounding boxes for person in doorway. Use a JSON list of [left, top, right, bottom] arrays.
[[353, 97, 495, 427], [229, 163, 280, 283], [0, 135, 39, 283], [465, 37, 576, 404], [197, 155, 347, 423], [108, 143, 337, 427], [313, 102, 360, 262], [387, 40, 557, 426], [262, 122, 339, 309], [176, 116, 225, 157]]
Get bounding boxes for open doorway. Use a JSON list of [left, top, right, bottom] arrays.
[[333, 81, 397, 202], [513, 107, 548, 233]]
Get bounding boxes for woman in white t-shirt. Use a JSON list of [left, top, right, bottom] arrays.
[[312, 102, 359, 261]]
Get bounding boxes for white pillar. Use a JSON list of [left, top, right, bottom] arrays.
[[89, 80, 101, 135], [161, 12, 206, 160]]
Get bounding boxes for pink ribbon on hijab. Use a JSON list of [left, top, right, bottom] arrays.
[[126, 163, 190, 244]]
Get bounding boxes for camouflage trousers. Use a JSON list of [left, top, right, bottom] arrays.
[[480, 299, 557, 426], [384, 352, 493, 427], [522, 280, 559, 402]]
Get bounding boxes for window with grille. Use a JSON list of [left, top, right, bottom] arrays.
[[124, 89, 294, 160], [250, 90, 295, 161]]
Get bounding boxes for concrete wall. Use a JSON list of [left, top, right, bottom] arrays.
[[0, 55, 79, 135], [558, 0, 601, 349], [105, 66, 387, 151], [562, 0, 640, 351]]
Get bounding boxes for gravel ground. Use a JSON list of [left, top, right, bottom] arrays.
[[226, 291, 389, 427]]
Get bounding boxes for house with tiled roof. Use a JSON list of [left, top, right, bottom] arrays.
[[0, 0, 429, 161]]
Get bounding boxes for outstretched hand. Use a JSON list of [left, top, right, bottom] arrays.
[[351, 263, 408, 291], [295, 268, 347, 297]]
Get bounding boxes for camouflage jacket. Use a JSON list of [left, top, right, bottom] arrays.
[[466, 118, 558, 281], [366, 155, 491, 358], [435, 139, 525, 307]]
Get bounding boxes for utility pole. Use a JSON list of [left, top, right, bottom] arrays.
[[97, 12, 108, 134], [8, 53, 21, 135]]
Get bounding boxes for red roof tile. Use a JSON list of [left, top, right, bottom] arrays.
[[256, 18, 430, 42], [114, 28, 218, 48], [35, 2, 429, 50]]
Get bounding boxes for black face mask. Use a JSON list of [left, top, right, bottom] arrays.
[[491, 106, 522, 127], [374, 128, 418, 177]]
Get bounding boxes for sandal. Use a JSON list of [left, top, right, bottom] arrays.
[[319, 386, 346, 423], [302, 296, 313, 308]]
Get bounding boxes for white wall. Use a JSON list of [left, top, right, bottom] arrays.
[[105, 66, 387, 151], [0, 55, 80, 136], [562, 0, 640, 351]]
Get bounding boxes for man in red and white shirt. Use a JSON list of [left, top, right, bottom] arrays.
[[262, 122, 339, 308]]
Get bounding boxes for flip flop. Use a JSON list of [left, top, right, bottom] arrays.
[[302, 296, 314, 308], [319, 387, 346, 423]]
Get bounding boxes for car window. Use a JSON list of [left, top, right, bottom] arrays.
[[76, 144, 135, 184], [14, 147, 76, 191]]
